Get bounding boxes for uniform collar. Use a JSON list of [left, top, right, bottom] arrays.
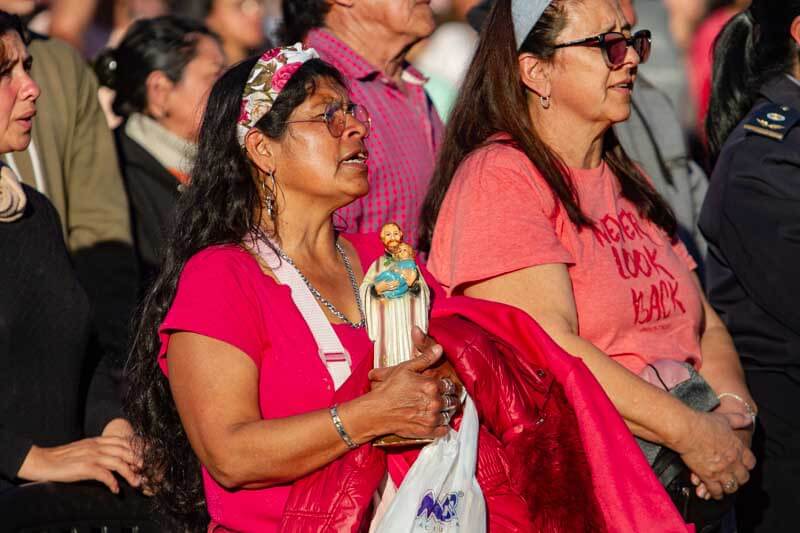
[[306, 28, 427, 87], [759, 75, 800, 111]]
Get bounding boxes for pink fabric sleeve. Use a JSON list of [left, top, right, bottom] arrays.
[[431, 144, 574, 292], [159, 247, 266, 369]]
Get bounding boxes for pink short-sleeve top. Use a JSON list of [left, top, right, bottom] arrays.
[[157, 237, 375, 532], [428, 137, 704, 375]]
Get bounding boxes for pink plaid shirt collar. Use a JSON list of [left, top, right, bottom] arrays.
[[306, 27, 442, 244], [306, 28, 428, 87]]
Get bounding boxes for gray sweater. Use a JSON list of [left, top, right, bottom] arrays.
[[615, 75, 708, 261]]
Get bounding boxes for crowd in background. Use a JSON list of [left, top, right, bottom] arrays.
[[0, 0, 748, 137], [1, 0, 796, 532]]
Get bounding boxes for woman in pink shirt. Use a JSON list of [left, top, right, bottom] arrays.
[[419, 0, 755, 516], [124, 45, 458, 531]]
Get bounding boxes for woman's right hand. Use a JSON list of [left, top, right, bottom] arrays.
[[367, 328, 455, 440], [675, 410, 756, 500], [17, 437, 142, 494]]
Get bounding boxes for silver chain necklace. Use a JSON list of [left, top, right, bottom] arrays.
[[272, 239, 366, 329]]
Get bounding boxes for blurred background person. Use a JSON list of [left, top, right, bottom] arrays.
[[28, 0, 170, 56], [169, 0, 267, 65], [95, 16, 224, 291], [633, 0, 690, 121], [0, 0, 138, 389], [281, 0, 443, 245], [0, 11, 153, 529], [662, 0, 707, 52], [100, 0, 169, 50], [42, 0, 100, 51], [409, 0, 480, 120], [261, 0, 282, 44], [688, 0, 750, 147], [614, 0, 709, 265], [700, 1, 800, 530]]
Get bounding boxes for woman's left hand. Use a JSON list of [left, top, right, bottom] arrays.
[[715, 395, 755, 448], [370, 328, 464, 420], [422, 361, 463, 402], [102, 418, 152, 495], [689, 406, 755, 499], [417, 332, 464, 408], [690, 397, 756, 498]]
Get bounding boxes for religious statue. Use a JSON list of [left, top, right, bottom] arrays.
[[361, 224, 432, 447], [360, 223, 431, 369]]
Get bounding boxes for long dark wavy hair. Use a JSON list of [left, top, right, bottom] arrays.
[[125, 56, 345, 530], [418, 0, 677, 252], [706, 0, 800, 158]]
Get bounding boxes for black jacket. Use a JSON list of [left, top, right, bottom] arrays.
[[0, 187, 119, 488], [699, 75, 800, 377], [114, 126, 181, 290]]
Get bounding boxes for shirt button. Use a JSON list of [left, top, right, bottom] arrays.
[[535, 369, 547, 379]]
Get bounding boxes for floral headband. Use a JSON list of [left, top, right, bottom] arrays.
[[237, 43, 320, 146]]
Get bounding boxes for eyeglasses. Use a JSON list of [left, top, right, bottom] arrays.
[[554, 29, 652, 69], [285, 101, 371, 138]]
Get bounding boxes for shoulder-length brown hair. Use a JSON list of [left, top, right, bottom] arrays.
[[418, 0, 676, 252]]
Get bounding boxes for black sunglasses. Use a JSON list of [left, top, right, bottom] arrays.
[[554, 29, 652, 68]]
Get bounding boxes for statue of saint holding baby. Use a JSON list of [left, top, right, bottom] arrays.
[[360, 223, 431, 369]]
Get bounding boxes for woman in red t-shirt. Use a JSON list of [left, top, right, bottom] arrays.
[[419, 0, 755, 506]]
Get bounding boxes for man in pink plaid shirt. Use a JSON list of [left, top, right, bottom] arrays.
[[282, 0, 443, 245]]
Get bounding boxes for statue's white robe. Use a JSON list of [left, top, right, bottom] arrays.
[[360, 258, 430, 368]]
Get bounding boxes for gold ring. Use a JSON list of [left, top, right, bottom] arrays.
[[441, 394, 457, 411]]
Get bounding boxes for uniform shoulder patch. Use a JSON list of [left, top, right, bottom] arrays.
[[743, 103, 800, 141]]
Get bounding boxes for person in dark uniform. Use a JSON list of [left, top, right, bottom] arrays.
[[699, 1, 800, 530]]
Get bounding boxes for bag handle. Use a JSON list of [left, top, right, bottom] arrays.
[[456, 396, 479, 479], [249, 237, 352, 390]]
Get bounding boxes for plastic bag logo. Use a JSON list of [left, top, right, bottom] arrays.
[[414, 490, 463, 530]]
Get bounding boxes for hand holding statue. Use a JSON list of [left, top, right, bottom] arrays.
[[360, 224, 434, 446]]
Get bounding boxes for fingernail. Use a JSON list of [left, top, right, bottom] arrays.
[[432, 345, 442, 356]]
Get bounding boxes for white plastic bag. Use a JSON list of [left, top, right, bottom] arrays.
[[375, 396, 487, 532]]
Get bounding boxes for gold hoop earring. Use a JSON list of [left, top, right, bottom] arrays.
[[540, 95, 551, 109]]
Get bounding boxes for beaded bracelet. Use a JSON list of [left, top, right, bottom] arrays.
[[718, 392, 757, 427], [330, 405, 358, 450]]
